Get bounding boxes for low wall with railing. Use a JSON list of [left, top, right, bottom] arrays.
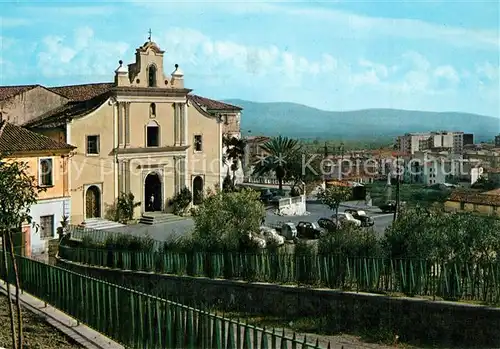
[[56, 245, 500, 347], [278, 195, 306, 215], [0, 251, 330, 349], [244, 177, 294, 186]]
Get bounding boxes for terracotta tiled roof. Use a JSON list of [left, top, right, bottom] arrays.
[[0, 120, 75, 153], [0, 85, 38, 101], [188, 95, 242, 111], [448, 190, 500, 206], [25, 93, 110, 129], [48, 82, 114, 101]]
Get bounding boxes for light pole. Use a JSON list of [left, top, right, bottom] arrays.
[[339, 142, 345, 180]]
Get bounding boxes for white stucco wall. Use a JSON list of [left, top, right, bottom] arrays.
[[277, 195, 307, 216], [29, 198, 70, 255]]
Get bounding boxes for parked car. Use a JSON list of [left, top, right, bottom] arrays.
[[332, 212, 362, 227], [379, 201, 397, 213], [344, 209, 374, 227], [257, 226, 285, 246], [259, 189, 273, 203], [317, 218, 340, 232], [296, 221, 325, 239], [269, 222, 297, 240]]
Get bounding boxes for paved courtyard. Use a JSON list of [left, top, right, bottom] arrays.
[[107, 200, 393, 241]]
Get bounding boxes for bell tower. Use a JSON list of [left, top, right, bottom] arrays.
[[114, 30, 167, 88]]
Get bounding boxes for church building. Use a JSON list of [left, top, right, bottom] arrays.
[[0, 38, 242, 226]]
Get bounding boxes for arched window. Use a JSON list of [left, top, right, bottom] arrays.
[[146, 120, 159, 147], [148, 65, 157, 87], [150, 103, 156, 118]]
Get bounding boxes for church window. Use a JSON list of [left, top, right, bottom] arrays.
[[148, 65, 157, 87], [150, 103, 156, 118]]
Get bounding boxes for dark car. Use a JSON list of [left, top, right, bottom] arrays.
[[317, 218, 340, 232], [379, 201, 397, 213], [344, 209, 375, 227], [260, 189, 273, 203], [296, 221, 325, 239]]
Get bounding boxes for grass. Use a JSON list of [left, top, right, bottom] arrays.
[[0, 295, 84, 348], [214, 311, 422, 348]]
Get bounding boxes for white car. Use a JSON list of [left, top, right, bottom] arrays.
[[259, 226, 285, 246], [332, 212, 362, 227]]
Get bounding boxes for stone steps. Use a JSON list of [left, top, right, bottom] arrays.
[[139, 213, 187, 225], [83, 219, 126, 231]]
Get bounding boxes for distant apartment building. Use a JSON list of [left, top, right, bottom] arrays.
[[463, 133, 474, 146], [396, 131, 466, 154], [495, 134, 500, 147]]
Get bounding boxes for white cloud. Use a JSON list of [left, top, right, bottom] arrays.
[[434, 65, 460, 84], [23, 5, 117, 16], [0, 18, 30, 27], [132, 2, 499, 51], [37, 27, 129, 79], [258, 4, 499, 50], [0, 36, 15, 50], [157, 28, 338, 86], [476, 62, 499, 82]]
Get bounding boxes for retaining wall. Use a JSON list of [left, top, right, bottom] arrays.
[[57, 257, 500, 348]]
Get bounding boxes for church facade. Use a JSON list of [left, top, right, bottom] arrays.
[[0, 39, 242, 225]]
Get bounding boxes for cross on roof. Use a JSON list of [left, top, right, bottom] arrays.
[[148, 29, 152, 42]]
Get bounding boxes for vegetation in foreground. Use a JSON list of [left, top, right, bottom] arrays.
[[0, 295, 84, 348]]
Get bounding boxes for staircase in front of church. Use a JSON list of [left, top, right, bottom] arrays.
[[83, 218, 126, 230], [139, 212, 188, 225]]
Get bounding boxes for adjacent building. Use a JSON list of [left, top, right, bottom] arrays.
[[0, 120, 75, 256], [396, 131, 466, 154], [1, 39, 242, 225], [444, 189, 500, 217]]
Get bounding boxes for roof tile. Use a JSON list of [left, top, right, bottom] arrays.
[[448, 190, 500, 206], [0, 120, 75, 153], [0, 85, 38, 101], [189, 95, 242, 111], [48, 82, 114, 101]]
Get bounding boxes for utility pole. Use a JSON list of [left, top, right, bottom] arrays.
[[393, 154, 401, 222], [339, 142, 345, 180]]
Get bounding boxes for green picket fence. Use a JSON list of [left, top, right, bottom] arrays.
[[0, 251, 331, 349], [59, 243, 500, 305]]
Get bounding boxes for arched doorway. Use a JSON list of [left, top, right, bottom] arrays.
[[145, 172, 162, 212], [85, 186, 101, 219], [193, 176, 204, 205]]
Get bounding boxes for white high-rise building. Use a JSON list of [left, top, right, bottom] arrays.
[[396, 131, 465, 154]]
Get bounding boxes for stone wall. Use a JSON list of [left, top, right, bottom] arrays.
[[57, 257, 500, 347]]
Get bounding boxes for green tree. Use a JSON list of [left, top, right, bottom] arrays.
[[223, 136, 247, 187], [115, 192, 141, 223], [0, 156, 42, 349], [191, 188, 265, 251], [284, 150, 322, 195], [252, 136, 301, 191], [316, 186, 352, 225]]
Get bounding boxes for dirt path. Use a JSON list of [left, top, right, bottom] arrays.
[[0, 295, 84, 348]]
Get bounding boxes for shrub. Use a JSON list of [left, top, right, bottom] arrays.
[[169, 187, 192, 216], [318, 223, 383, 258], [191, 188, 265, 252], [114, 192, 141, 223]]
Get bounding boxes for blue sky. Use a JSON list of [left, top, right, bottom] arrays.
[[0, 0, 499, 118]]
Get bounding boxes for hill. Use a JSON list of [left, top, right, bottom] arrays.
[[224, 99, 499, 142]]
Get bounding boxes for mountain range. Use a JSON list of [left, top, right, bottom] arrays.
[[224, 99, 499, 143]]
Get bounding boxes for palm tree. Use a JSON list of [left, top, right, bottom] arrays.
[[252, 136, 301, 191], [223, 136, 247, 187]]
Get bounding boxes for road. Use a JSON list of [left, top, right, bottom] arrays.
[[109, 200, 393, 242]]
